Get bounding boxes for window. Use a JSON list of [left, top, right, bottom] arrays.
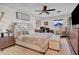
[[53, 19, 63, 28]]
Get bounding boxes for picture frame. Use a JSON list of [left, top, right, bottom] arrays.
[[16, 12, 30, 21], [44, 21, 48, 26]]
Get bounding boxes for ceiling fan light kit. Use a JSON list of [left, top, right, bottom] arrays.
[[57, 11, 61, 13]]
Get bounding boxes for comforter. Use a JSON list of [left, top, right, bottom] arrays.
[[15, 33, 52, 53]]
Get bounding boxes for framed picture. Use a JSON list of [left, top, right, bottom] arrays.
[[44, 21, 48, 26], [16, 12, 30, 21]]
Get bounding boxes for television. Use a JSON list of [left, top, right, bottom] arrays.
[[72, 4, 79, 25]]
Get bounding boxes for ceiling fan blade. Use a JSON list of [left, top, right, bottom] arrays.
[[45, 11, 50, 14], [43, 6, 47, 10], [39, 12, 43, 15], [35, 10, 42, 12], [47, 9, 56, 11]]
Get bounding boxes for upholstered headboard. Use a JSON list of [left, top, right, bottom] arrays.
[[14, 22, 33, 38]]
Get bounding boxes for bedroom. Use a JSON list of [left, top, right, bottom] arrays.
[[0, 3, 78, 55]]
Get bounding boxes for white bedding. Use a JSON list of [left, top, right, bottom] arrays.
[[15, 33, 52, 53]]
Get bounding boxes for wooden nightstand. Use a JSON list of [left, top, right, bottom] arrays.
[[0, 36, 15, 51]]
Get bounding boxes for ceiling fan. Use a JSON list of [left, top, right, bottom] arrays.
[[35, 6, 56, 15]]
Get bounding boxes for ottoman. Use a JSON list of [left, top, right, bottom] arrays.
[[49, 35, 60, 51]]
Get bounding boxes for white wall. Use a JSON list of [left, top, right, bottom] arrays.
[[0, 6, 36, 33], [39, 14, 71, 30], [0, 6, 16, 29], [0, 5, 71, 33]]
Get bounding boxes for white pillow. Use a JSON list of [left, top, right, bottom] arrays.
[[4, 33, 8, 37]]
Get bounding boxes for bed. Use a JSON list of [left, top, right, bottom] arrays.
[[15, 33, 53, 53]]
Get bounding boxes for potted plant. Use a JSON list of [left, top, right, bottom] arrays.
[[6, 29, 12, 36]]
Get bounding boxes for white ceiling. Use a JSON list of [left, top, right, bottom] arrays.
[[0, 3, 78, 18]]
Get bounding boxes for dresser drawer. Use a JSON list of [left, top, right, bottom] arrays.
[[0, 36, 15, 49], [1, 41, 15, 48], [69, 28, 79, 54]]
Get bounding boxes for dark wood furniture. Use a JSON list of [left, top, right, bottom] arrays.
[[35, 29, 53, 33], [35, 27, 53, 33], [0, 36, 15, 50], [35, 29, 41, 32], [69, 28, 79, 54]]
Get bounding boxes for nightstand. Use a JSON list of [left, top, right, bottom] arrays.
[[0, 36, 15, 51]]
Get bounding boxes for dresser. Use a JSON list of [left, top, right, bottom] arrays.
[[0, 36, 15, 50], [69, 28, 79, 54]]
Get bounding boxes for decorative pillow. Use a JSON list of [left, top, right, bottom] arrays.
[[23, 31, 29, 35]]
